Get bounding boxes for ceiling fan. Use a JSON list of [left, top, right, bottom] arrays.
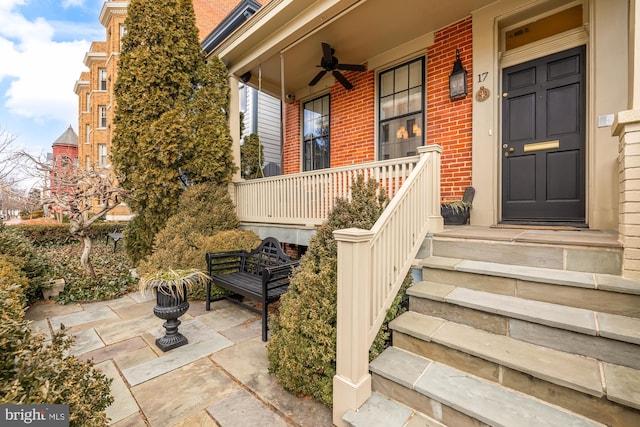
[[308, 42, 367, 90]]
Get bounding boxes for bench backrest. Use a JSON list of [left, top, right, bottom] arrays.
[[243, 237, 292, 275]]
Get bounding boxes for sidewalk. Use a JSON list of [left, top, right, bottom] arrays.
[[25, 293, 332, 426]]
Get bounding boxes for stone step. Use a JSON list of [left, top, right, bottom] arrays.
[[407, 282, 640, 369], [390, 311, 640, 426], [369, 347, 605, 427], [342, 392, 448, 427], [430, 227, 622, 275], [421, 256, 640, 317]]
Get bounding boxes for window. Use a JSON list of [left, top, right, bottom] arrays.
[[98, 106, 107, 128], [378, 57, 425, 160], [61, 155, 69, 167], [98, 144, 107, 167], [85, 155, 91, 170], [99, 68, 107, 91], [302, 94, 330, 171], [85, 124, 91, 144], [86, 93, 91, 112], [119, 24, 127, 50]]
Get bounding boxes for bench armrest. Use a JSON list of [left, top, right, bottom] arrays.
[[206, 250, 248, 275], [262, 260, 300, 294], [263, 260, 300, 278]]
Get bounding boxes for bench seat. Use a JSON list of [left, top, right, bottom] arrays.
[[205, 237, 299, 341]]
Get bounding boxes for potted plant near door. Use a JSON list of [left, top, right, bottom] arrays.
[[441, 186, 475, 225], [139, 269, 209, 352]]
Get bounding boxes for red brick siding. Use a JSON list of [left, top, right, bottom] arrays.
[[281, 17, 473, 202], [427, 16, 473, 202], [283, 101, 301, 174], [192, 0, 273, 41], [330, 70, 376, 166], [282, 71, 375, 173]]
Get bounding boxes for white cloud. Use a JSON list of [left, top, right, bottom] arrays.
[[62, 0, 85, 7], [0, 1, 92, 123]]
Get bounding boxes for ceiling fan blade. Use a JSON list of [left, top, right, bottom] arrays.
[[309, 70, 327, 86], [337, 63, 366, 72], [333, 70, 353, 90], [321, 42, 333, 64]]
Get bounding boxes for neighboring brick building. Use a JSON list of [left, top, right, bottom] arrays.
[[49, 126, 79, 217], [75, 0, 272, 220]]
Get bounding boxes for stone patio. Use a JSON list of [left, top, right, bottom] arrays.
[[25, 293, 332, 426]]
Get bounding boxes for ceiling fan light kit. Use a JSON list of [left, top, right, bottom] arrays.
[[309, 42, 367, 90]]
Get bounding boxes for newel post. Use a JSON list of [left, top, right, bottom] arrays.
[[333, 227, 375, 427], [418, 145, 444, 232]]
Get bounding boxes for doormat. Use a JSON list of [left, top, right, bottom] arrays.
[[491, 224, 583, 231]]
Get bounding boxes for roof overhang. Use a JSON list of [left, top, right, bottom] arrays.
[[210, 0, 496, 99], [99, 1, 129, 27]]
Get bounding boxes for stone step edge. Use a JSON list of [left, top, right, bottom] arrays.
[[370, 347, 605, 427], [342, 392, 414, 427], [420, 256, 640, 295], [408, 281, 640, 346], [390, 311, 607, 398]]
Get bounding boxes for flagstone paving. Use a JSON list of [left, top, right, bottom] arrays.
[[25, 295, 333, 426]]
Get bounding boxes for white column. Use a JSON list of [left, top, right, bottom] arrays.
[[228, 75, 242, 182], [333, 228, 374, 427]]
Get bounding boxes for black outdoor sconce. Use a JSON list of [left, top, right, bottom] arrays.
[[449, 49, 467, 100]]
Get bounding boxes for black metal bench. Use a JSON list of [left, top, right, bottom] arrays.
[[205, 237, 299, 341]]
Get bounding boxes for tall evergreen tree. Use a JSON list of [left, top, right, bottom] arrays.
[[112, 0, 236, 264]]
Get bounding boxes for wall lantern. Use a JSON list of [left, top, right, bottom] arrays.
[[449, 49, 467, 100]]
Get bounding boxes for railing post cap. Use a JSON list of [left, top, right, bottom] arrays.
[[418, 145, 443, 154], [333, 228, 375, 242]]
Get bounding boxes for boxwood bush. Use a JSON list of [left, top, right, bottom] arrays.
[[267, 176, 410, 406], [0, 223, 51, 303], [137, 183, 261, 300], [0, 255, 113, 426]]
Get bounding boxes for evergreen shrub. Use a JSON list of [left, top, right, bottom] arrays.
[[15, 223, 126, 246], [137, 183, 261, 299], [0, 256, 113, 426], [267, 176, 409, 406], [0, 224, 51, 303]]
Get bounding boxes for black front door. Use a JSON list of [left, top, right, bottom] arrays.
[[501, 46, 586, 223]]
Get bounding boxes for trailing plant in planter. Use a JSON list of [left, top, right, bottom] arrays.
[[440, 186, 475, 225], [139, 269, 209, 351]]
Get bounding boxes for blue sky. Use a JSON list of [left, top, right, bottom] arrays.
[[0, 0, 104, 163]]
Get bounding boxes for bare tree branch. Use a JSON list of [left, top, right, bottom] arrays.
[[17, 150, 133, 277]]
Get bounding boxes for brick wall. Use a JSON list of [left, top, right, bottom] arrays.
[[427, 16, 473, 202], [281, 17, 473, 202], [193, 0, 273, 41], [330, 70, 376, 166], [283, 101, 301, 174]]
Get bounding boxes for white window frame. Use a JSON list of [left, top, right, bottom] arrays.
[[98, 106, 107, 129], [99, 68, 107, 91], [98, 144, 107, 167]]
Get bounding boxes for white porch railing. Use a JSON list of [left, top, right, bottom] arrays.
[[332, 145, 443, 426], [233, 156, 420, 226]]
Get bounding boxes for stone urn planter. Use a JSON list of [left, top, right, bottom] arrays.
[[43, 279, 66, 299], [139, 269, 209, 352]]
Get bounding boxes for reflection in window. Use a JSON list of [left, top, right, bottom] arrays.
[[379, 57, 424, 160], [303, 94, 330, 171]]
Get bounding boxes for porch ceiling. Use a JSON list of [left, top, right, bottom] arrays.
[[212, 0, 495, 99]]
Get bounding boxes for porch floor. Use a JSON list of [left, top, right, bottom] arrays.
[[435, 225, 622, 248]]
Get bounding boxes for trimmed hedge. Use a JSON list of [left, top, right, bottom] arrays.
[[0, 255, 113, 426], [11, 223, 127, 246]]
